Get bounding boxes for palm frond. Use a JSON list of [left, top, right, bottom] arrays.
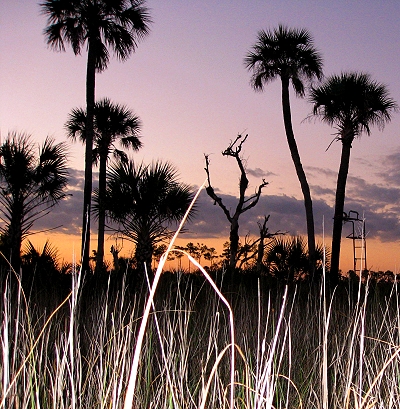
[[245, 24, 323, 95], [41, 0, 151, 71], [310, 72, 398, 142]]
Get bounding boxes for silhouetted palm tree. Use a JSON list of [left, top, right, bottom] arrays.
[[265, 236, 308, 282], [41, 0, 151, 271], [65, 98, 142, 272], [0, 133, 68, 271], [22, 240, 72, 275], [310, 72, 397, 285], [245, 25, 323, 272], [96, 160, 194, 276]]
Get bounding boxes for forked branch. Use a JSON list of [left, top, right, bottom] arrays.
[[204, 133, 269, 270]]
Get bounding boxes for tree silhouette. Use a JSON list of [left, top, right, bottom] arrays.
[[245, 24, 323, 272], [265, 236, 309, 282], [0, 133, 68, 271], [255, 215, 278, 273], [22, 240, 72, 275], [65, 98, 142, 272], [204, 134, 268, 270], [41, 0, 151, 271], [310, 72, 397, 285], [203, 246, 218, 268], [95, 160, 194, 277]]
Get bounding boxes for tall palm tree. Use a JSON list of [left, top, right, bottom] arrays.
[[65, 98, 142, 272], [310, 72, 397, 284], [0, 132, 69, 272], [95, 160, 194, 276], [245, 25, 323, 273], [41, 0, 151, 271]]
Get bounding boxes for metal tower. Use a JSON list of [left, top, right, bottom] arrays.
[[343, 210, 367, 273]]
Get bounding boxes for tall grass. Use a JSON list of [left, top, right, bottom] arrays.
[[2, 262, 400, 408], [1, 182, 400, 408]]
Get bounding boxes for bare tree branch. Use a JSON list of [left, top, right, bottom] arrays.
[[204, 133, 269, 270], [204, 154, 232, 222]]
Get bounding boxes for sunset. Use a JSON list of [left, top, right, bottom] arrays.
[[1, 1, 400, 407]]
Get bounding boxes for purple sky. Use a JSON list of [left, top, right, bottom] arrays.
[[1, 1, 400, 271]]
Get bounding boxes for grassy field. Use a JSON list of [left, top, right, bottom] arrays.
[[1, 259, 400, 409]]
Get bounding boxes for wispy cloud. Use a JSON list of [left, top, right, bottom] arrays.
[[375, 148, 400, 187], [246, 167, 277, 179]]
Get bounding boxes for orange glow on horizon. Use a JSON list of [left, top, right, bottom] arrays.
[[25, 231, 399, 274]]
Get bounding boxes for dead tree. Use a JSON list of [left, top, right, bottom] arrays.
[[204, 134, 268, 270]]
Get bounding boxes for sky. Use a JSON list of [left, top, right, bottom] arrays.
[[1, 0, 400, 272]]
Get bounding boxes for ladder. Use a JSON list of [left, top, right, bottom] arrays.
[[343, 210, 367, 273]]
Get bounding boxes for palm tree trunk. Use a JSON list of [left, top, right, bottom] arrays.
[[81, 42, 96, 272], [9, 216, 22, 273], [95, 153, 107, 273], [330, 140, 352, 286], [281, 77, 316, 275], [135, 235, 154, 280]]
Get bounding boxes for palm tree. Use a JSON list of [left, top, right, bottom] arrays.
[[65, 98, 142, 272], [0, 132, 69, 272], [95, 160, 194, 276], [22, 240, 72, 276], [310, 72, 397, 285], [41, 0, 151, 271], [245, 25, 323, 272], [265, 236, 309, 282]]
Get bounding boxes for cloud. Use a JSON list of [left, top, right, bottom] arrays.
[[190, 178, 400, 243], [28, 153, 400, 247], [308, 158, 400, 242], [246, 167, 277, 179], [311, 185, 335, 199], [375, 148, 400, 187], [32, 168, 97, 236], [348, 177, 400, 209], [306, 166, 337, 180], [342, 187, 400, 242], [186, 189, 333, 240]]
